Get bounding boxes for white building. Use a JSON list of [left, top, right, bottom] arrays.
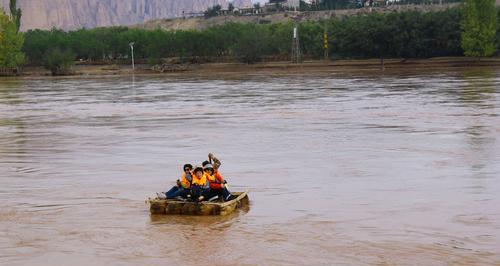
[[283, 0, 300, 9], [267, 0, 301, 9]]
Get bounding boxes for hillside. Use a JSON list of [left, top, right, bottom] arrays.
[[0, 0, 252, 31], [133, 3, 462, 31]]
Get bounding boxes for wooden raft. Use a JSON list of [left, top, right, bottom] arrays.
[[149, 191, 249, 216]]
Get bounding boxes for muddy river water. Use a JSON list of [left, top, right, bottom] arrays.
[[1, 68, 499, 265]]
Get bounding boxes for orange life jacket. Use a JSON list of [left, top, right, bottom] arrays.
[[180, 171, 193, 189], [207, 170, 225, 190], [205, 172, 216, 183], [214, 169, 225, 183]]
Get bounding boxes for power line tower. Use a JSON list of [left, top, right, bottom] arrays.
[[291, 22, 301, 63]]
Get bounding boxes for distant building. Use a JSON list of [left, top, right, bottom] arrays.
[[238, 7, 261, 14], [284, 0, 300, 9], [268, 0, 300, 9], [182, 11, 205, 18]]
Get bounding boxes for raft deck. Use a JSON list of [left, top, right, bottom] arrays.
[[149, 191, 249, 216]]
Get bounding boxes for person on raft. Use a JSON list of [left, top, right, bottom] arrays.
[[190, 166, 210, 202], [203, 153, 234, 201], [157, 153, 234, 202], [162, 164, 193, 199]]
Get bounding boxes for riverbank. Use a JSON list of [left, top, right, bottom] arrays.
[[16, 57, 500, 78]]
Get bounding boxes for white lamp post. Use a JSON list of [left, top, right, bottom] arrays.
[[129, 42, 135, 71]]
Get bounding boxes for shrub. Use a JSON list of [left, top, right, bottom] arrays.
[[44, 48, 75, 75]]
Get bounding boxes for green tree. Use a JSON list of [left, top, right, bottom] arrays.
[[300, 21, 324, 58], [461, 0, 497, 58], [43, 48, 75, 75], [233, 25, 269, 63], [267, 22, 294, 56], [204, 5, 222, 18], [9, 0, 21, 32], [496, 8, 500, 52], [0, 9, 25, 68]]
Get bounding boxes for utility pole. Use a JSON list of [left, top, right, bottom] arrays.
[[291, 24, 299, 63], [129, 42, 135, 71], [291, 22, 301, 63]]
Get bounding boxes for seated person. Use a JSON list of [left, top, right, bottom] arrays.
[[162, 164, 193, 199], [190, 166, 210, 202], [203, 155, 233, 201]]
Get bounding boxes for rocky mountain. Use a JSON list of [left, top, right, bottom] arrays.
[[0, 0, 252, 31]]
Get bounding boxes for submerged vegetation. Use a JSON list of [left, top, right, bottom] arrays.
[[18, 7, 500, 66]]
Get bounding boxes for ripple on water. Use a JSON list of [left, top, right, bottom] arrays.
[[1, 71, 500, 265]]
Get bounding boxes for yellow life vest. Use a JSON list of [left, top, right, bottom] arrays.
[[180, 172, 192, 189], [205, 172, 216, 183], [192, 174, 207, 186]]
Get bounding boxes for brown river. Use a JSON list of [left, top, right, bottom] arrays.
[[1, 68, 499, 265]]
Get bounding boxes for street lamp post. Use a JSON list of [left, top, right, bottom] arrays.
[[129, 42, 135, 71]]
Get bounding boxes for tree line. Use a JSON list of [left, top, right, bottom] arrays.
[[1, 4, 499, 74], [25, 8, 494, 65]]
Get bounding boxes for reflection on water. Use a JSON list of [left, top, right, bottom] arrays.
[[456, 70, 498, 207], [459, 69, 497, 106], [1, 69, 499, 266]]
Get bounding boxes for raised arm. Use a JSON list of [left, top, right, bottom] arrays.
[[208, 153, 222, 170]]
